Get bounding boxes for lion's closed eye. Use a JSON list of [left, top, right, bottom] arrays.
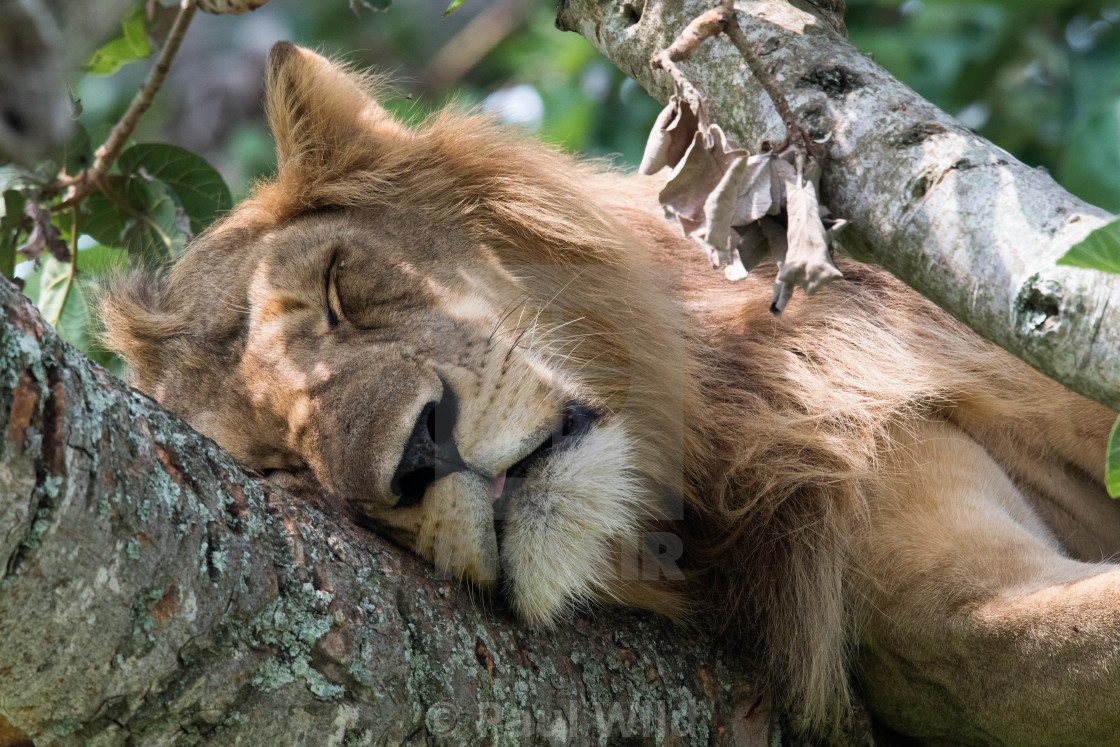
[[324, 247, 433, 330]]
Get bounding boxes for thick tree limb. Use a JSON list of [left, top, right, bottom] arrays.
[[558, 0, 1120, 412], [0, 276, 774, 745]]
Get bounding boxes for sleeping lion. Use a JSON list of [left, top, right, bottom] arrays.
[[100, 44, 1120, 744]]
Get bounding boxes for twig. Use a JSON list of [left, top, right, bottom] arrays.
[[649, 0, 731, 122], [722, 9, 814, 154], [656, 0, 732, 63], [649, 0, 816, 155], [59, 0, 198, 207]]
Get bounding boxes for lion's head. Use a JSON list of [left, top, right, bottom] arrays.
[[100, 43, 690, 625]]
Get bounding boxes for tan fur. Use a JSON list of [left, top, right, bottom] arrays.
[[99, 44, 1120, 744]]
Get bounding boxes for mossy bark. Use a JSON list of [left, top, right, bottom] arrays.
[[558, 0, 1120, 411], [0, 277, 791, 745]]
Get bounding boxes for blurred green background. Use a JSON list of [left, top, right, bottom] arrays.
[[8, 0, 1120, 376], [75, 0, 1120, 210]]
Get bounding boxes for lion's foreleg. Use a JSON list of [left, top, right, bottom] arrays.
[[852, 419, 1120, 745]]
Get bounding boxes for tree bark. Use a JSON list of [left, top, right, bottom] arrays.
[[0, 276, 785, 745], [558, 0, 1120, 412]]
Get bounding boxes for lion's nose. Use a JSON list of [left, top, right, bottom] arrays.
[[390, 387, 464, 507]]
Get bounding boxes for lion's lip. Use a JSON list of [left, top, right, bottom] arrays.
[[488, 403, 599, 507], [488, 402, 597, 581], [490, 432, 553, 518]]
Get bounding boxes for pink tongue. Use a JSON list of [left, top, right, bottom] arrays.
[[491, 469, 508, 503]]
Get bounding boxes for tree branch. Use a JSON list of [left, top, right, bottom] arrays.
[[0, 276, 779, 745], [559, 0, 1120, 412], [58, 0, 198, 208]]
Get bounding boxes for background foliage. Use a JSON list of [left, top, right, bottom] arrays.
[[1, 0, 1118, 377]]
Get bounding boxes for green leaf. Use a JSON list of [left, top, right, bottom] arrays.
[[77, 243, 129, 275], [82, 176, 187, 267], [1108, 416, 1120, 499], [1057, 218, 1120, 275], [443, 0, 467, 16], [20, 260, 42, 305], [0, 231, 13, 281], [87, 7, 153, 75], [38, 255, 79, 333], [62, 123, 93, 177], [118, 144, 232, 234], [1, 189, 26, 230], [1, 189, 26, 276], [36, 252, 124, 370]]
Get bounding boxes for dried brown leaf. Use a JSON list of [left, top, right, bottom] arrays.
[[670, 102, 702, 167], [706, 151, 793, 272], [759, 215, 788, 262], [777, 154, 842, 298], [17, 225, 46, 262], [767, 151, 796, 217], [770, 281, 793, 317], [659, 129, 719, 231], [679, 215, 706, 242], [660, 123, 746, 258], [639, 104, 676, 176], [735, 221, 770, 271], [639, 96, 701, 175], [18, 202, 69, 263], [758, 215, 794, 316], [825, 217, 849, 242], [724, 250, 748, 281], [702, 155, 748, 265], [642, 86, 845, 307], [730, 152, 779, 225]]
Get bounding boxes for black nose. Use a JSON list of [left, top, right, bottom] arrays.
[[390, 386, 463, 507]]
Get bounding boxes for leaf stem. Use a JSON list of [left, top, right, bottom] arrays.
[[721, 9, 814, 154], [649, 0, 730, 127], [97, 177, 177, 251], [49, 207, 81, 327]]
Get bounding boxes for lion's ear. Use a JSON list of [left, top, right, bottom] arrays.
[[265, 42, 405, 177]]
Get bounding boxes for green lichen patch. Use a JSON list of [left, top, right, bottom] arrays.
[[243, 582, 342, 701]]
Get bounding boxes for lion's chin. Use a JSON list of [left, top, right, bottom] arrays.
[[496, 422, 646, 627], [415, 471, 502, 584]]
